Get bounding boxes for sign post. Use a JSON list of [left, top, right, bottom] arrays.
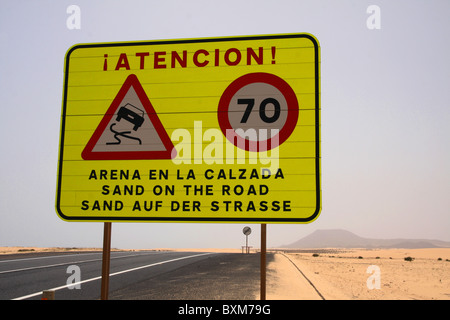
[[57, 33, 321, 299], [100, 222, 112, 300], [260, 224, 267, 300]]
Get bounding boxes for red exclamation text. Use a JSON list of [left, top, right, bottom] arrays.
[[271, 46, 276, 64]]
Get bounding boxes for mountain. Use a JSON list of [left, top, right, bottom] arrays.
[[282, 229, 450, 249]]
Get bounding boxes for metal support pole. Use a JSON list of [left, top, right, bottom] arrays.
[[260, 223, 267, 300], [246, 234, 249, 254], [101, 222, 112, 300]]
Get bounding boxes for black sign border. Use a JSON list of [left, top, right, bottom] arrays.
[[56, 33, 321, 223]]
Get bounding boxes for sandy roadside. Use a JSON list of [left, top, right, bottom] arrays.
[[0, 247, 243, 255], [264, 252, 324, 300], [281, 248, 450, 300], [0, 246, 105, 254]]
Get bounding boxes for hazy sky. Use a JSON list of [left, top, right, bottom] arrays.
[[0, 0, 449, 249]]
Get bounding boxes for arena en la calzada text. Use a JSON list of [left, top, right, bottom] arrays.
[[80, 168, 291, 213]]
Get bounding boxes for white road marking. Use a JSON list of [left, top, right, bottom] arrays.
[[0, 252, 102, 264], [12, 252, 215, 300], [0, 252, 158, 274]]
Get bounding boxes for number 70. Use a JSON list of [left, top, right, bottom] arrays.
[[238, 98, 281, 124]]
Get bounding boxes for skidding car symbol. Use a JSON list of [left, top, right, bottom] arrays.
[[116, 103, 145, 131]]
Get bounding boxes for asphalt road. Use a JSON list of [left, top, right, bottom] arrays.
[[0, 251, 270, 300]]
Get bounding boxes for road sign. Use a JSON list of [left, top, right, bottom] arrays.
[[218, 72, 299, 152], [82, 74, 175, 160], [243, 227, 252, 236], [56, 33, 321, 223]]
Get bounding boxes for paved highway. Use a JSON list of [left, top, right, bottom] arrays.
[[0, 251, 222, 300]]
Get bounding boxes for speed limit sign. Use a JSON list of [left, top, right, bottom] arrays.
[[218, 72, 299, 152]]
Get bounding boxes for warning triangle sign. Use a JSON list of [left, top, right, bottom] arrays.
[[82, 74, 175, 160]]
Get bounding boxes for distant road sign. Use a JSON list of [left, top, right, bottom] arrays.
[[56, 33, 321, 223], [243, 227, 252, 236]]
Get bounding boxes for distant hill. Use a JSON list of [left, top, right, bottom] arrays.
[[282, 229, 450, 249]]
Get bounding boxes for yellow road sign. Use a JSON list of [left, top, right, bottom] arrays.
[[56, 33, 321, 223]]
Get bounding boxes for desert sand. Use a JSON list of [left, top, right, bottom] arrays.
[[0, 247, 242, 255], [1, 246, 449, 300], [0, 246, 105, 254], [266, 248, 450, 300]]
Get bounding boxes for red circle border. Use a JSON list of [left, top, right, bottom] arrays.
[[217, 72, 299, 152]]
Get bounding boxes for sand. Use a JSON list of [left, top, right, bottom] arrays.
[[264, 252, 324, 300], [0, 246, 99, 254], [272, 248, 450, 300], [0, 247, 242, 255]]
